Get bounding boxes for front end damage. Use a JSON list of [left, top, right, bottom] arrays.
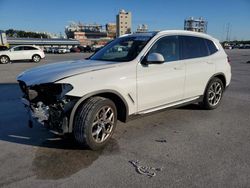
[[18, 81, 77, 134]]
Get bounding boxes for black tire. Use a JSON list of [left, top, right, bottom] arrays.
[[73, 97, 117, 150], [201, 77, 224, 110], [32, 54, 41, 63], [0, 55, 10, 64]]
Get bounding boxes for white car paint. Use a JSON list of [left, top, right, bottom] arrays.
[[0, 45, 45, 61], [17, 30, 231, 119]]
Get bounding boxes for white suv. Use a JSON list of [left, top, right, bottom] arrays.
[[0, 45, 45, 64], [17, 30, 231, 150]]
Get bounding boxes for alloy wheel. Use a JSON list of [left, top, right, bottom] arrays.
[[91, 106, 115, 143], [33, 55, 40, 62], [208, 81, 223, 106], [0, 56, 9, 64]]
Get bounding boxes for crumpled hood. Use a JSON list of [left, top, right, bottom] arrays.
[[17, 59, 116, 86]]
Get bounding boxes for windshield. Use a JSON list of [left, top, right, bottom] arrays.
[[90, 35, 153, 62]]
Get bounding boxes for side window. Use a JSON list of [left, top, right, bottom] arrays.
[[148, 36, 180, 62], [181, 36, 209, 59], [24, 46, 37, 50], [13, 46, 24, 51], [205, 39, 218, 55]]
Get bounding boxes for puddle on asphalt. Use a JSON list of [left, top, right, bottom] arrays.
[[32, 138, 119, 180]]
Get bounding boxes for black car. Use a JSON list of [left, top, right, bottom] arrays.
[[84, 45, 92, 53], [0, 46, 9, 51]]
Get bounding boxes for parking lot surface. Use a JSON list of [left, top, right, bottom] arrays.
[[0, 50, 250, 187]]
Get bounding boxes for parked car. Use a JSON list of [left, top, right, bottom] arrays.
[[84, 45, 92, 53], [244, 44, 250, 49], [70, 47, 80, 53], [0, 46, 9, 51], [17, 30, 231, 150], [91, 45, 104, 52], [0, 45, 45, 64], [77, 46, 85, 52], [58, 48, 68, 54]]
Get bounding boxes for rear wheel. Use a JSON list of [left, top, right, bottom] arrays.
[[73, 97, 117, 150], [32, 54, 41, 63], [0, 55, 10, 64], [201, 77, 224, 110]]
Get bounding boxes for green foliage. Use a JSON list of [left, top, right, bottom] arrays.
[[5, 29, 50, 38], [222, 40, 250, 45]]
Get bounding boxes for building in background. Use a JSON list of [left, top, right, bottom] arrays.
[[106, 23, 116, 38], [7, 37, 80, 49], [0, 31, 9, 47], [136, 24, 148, 33], [65, 22, 111, 46], [184, 17, 207, 33], [116, 9, 132, 37]]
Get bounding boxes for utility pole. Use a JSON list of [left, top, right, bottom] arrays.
[[226, 23, 231, 42]]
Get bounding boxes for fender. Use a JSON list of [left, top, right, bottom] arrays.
[[203, 72, 226, 96], [67, 89, 129, 133]]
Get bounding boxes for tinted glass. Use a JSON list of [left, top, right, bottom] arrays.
[[205, 39, 218, 55], [0, 46, 8, 51], [13, 46, 24, 51], [24, 46, 37, 50], [181, 36, 209, 59], [148, 36, 180, 62], [90, 35, 152, 62]]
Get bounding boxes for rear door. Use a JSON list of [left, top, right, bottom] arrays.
[[23, 46, 38, 59], [180, 36, 215, 98]]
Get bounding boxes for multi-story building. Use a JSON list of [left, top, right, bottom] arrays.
[[116, 9, 132, 37], [65, 22, 109, 46], [136, 24, 148, 33], [184, 17, 207, 33], [106, 23, 116, 38]]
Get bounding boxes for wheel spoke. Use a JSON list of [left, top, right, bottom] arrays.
[[216, 87, 221, 94], [91, 105, 115, 143], [208, 81, 222, 106], [100, 132, 105, 142], [92, 126, 102, 139], [104, 107, 111, 118]]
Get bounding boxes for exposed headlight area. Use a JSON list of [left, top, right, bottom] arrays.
[[18, 81, 76, 134]]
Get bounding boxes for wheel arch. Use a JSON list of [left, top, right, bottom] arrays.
[[68, 89, 129, 133], [0, 55, 10, 62], [32, 54, 41, 59], [203, 73, 226, 95]]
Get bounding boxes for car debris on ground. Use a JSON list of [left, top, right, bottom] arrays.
[[129, 160, 163, 178], [155, 139, 167, 143]]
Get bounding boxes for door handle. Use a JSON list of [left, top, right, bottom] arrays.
[[206, 61, 214, 64], [174, 66, 183, 70]]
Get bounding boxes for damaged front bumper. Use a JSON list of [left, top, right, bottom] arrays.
[[19, 82, 77, 135]]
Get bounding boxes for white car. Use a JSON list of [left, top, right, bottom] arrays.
[[17, 30, 231, 150], [0, 45, 45, 64], [58, 48, 68, 54]]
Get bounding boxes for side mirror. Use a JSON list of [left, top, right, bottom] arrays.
[[146, 53, 165, 64]]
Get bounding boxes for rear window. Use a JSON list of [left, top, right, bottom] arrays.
[[181, 36, 209, 59], [205, 39, 218, 55]]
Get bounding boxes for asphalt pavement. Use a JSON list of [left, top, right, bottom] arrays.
[[0, 50, 250, 188]]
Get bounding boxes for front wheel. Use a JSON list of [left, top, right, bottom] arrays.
[[73, 97, 117, 150], [32, 54, 41, 63], [0, 55, 10, 64], [201, 78, 224, 110]]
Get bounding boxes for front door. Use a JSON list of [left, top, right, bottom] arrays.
[[137, 35, 185, 112], [10, 46, 28, 60]]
